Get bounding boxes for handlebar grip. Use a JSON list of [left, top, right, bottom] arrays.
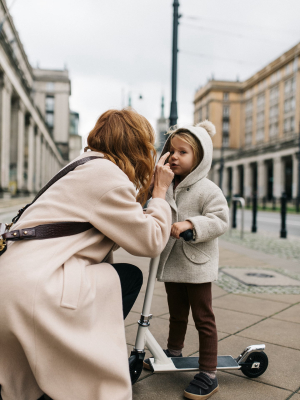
[[179, 229, 194, 241]]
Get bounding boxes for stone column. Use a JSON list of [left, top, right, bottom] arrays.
[[292, 152, 299, 199], [17, 100, 26, 193], [257, 160, 267, 199], [232, 165, 239, 195], [35, 130, 41, 192], [273, 156, 284, 198], [0, 75, 12, 196], [41, 137, 47, 187], [26, 118, 35, 193], [244, 163, 251, 198]]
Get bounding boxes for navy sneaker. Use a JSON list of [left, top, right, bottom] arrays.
[[184, 372, 219, 399], [143, 349, 182, 370]]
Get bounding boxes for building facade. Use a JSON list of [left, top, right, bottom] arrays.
[[0, 0, 81, 197], [193, 42, 300, 202]]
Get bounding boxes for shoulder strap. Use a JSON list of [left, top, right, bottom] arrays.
[[12, 156, 102, 224]]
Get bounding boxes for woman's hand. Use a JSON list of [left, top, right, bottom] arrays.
[[152, 152, 174, 200], [171, 220, 194, 239]]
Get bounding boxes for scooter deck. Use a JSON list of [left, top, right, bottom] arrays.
[[150, 355, 240, 372]]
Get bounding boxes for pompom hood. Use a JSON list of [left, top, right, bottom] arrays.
[[159, 120, 215, 187]]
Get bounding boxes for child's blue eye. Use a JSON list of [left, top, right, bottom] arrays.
[[180, 151, 186, 154]]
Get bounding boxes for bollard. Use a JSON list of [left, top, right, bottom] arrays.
[[272, 197, 276, 211], [262, 196, 266, 210], [246, 197, 251, 208], [280, 192, 287, 238], [232, 194, 239, 228], [251, 193, 257, 233], [296, 197, 300, 213]]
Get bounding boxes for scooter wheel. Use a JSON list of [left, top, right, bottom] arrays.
[[240, 351, 268, 378], [129, 351, 145, 385]]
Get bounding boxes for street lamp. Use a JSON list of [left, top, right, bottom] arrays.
[[169, 0, 180, 127], [127, 92, 143, 108], [297, 122, 300, 212], [219, 132, 224, 190]]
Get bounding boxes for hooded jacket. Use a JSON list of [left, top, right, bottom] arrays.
[[156, 121, 229, 284]]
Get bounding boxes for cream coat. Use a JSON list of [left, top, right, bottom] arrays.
[[157, 124, 229, 284], [0, 151, 171, 400]]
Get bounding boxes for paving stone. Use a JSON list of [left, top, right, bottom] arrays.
[[212, 283, 229, 298], [272, 304, 300, 324], [130, 293, 169, 316], [132, 368, 291, 400], [241, 293, 300, 304], [217, 334, 300, 391], [212, 294, 288, 317], [290, 394, 300, 399], [214, 308, 263, 334], [237, 319, 300, 350], [125, 311, 141, 327]]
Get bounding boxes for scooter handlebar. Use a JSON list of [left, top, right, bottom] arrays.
[[179, 229, 194, 241]]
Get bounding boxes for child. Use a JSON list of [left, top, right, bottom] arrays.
[[144, 121, 229, 399]]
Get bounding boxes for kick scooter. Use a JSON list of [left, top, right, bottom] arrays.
[[129, 230, 268, 384]]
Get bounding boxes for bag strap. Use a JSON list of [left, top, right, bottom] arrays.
[[12, 156, 101, 224]]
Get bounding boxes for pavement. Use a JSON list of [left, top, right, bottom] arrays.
[[115, 237, 300, 400], [1, 197, 300, 399]]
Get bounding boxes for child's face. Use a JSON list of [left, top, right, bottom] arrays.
[[169, 136, 195, 179]]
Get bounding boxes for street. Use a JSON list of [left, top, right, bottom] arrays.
[[235, 209, 300, 237]]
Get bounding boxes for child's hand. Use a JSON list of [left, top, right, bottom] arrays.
[[171, 221, 194, 239]]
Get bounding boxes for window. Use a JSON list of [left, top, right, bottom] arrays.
[[246, 116, 252, 130], [223, 106, 230, 117], [198, 107, 202, 122], [223, 92, 229, 100], [222, 121, 229, 132], [270, 85, 279, 101], [222, 132, 229, 148], [256, 127, 264, 142], [46, 82, 54, 92], [45, 96, 54, 112], [245, 132, 252, 145], [246, 100, 253, 114], [285, 63, 292, 75], [293, 57, 298, 72], [257, 93, 265, 108], [257, 111, 264, 124], [270, 105, 278, 118], [269, 122, 278, 137], [290, 116, 295, 131], [46, 112, 54, 128]]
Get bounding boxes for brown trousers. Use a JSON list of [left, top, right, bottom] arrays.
[[165, 281, 217, 371]]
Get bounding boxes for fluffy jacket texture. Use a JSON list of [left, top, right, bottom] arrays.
[[157, 121, 229, 283], [0, 151, 171, 400]]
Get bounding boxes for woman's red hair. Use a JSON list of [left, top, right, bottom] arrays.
[[86, 108, 156, 205]]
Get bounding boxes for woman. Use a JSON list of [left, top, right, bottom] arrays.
[[0, 109, 173, 400]]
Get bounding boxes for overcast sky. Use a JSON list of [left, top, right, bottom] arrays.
[[9, 0, 300, 145]]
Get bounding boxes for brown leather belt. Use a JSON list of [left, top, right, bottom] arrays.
[[3, 222, 93, 241]]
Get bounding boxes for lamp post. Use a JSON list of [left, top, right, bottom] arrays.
[[219, 134, 224, 190], [127, 92, 143, 108], [297, 122, 300, 212], [169, 0, 180, 127]]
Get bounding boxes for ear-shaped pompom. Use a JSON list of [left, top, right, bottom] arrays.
[[196, 120, 216, 137]]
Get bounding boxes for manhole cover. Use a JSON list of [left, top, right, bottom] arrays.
[[221, 268, 300, 287], [246, 273, 274, 278]]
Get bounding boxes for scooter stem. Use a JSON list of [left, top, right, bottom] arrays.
[[134, 256, 160, 351]]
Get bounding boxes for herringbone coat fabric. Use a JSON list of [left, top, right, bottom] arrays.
[[157, 124, 229, 284], [0, 151, 171, 400]]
